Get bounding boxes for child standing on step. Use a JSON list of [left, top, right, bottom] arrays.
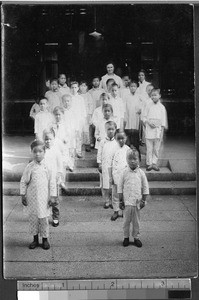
[[90, 92, 110, 148], [118, 148, 149, 247], [95, 103, 117, 149], [143, 88, 168, 171], [89, 76, 105, 109], [124, 81, 142, 160], [70, 81, 87, 158], [34, 98, 53, 141], [97, 121, 119, 209], [43, 129, 65, 227], [20, 140, 57, 250], [45, 78, 62, 113], [79, 81, 94, 151], [111, 132, 130, 221]]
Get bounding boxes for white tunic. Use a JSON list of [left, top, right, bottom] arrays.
[[71, 94, 87, 132], [29, 103, 40, 119], [118, 166, 149, 206], [45, 90, 62, 113], [100, 74, 123, 91], [112, 145, 130, 185], [91, 106, 104, 127], [88, 87, 105, 109], [63, 107, 77, 148], [136, 80, 151, 101], [20, 160, 57, 218], [125, 93, 141, 130], [144, 101, 167, 139], [109, 96, 125, 129], [58, 84, 70, 96], [97, 138, 119, 189], [34, 111, 53, 141], [95, 116, 117, 149]]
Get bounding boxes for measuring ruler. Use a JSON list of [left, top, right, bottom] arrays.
[[18, 278, 191, 299]]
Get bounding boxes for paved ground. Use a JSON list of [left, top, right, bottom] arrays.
[[3, 194, 197, 280]]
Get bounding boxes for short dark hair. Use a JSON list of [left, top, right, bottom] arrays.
[[80, 80, 88, 86], [105, 120, 117, 129], [30, 140, 45, 151], [53, 106, 64, 115], [92, 76, 100, 81], [129, 80, 138, 87], [138, 69, 146, 76], [50, 78, 58, 84], [70, 81, 79, 87], [111, 83, 119, 88], [106, 78, 116, 86], [102, 103, 113, 113], [43, 128, 56, 140], [126, 148, 139, 160], [151, 88, 161, 95]]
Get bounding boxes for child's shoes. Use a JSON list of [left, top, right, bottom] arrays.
[[134, 238, 142, 247], [109, 204, 113, 209], [52, 220, 59, 227], [29, 235, 39, 249], [146, 164, 153, 171], [152, 164, 160, 171], [42, 238, 50, 250], [123, 238, 129, 247], [103, 203, 109, 209], [111, 211, 118, 221]]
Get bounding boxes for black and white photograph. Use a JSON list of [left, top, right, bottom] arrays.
[[2, 2, 197, 280]]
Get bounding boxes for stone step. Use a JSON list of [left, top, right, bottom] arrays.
[[76, 157, 169, 168], [3, 181, 196, 196], [3, 166, 196, 182]]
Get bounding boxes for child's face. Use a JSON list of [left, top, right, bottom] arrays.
[[106, 64, 114, 75], [111, 86, 119, 98], [32, 145, 45, 163], [46, 80, 50, 88], [123, 76, 130, 87], [44, 133, 54, 149], [117, 133, 126, 147], [103, 107, 112, 119], [129, 83, 137, 94], [146, 85, 154, 96], [50, 81, 58, 91], [138, 72, 145, 82], [127, 155, 139, 170], [107, 81, 114, 92], [151, 91, 161, 103], [59, 75, 66, 85], [79, 83, 88, 94], [54, 111, 63, 123], [102, 97, 108, 105], [106, 124, 116, 139], [63, 96, 72, 108], [92, 78, 100, 88], [39, 99, 48, 111], [71, 84, 79, 95]]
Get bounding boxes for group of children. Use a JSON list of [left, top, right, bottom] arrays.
[[21, 67, 168, 250]]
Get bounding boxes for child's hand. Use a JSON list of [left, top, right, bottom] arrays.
[[98, 164, 102, 173], [148, 121, 156, 128], [119, 201, 125, 210], [48, 197, 57, 207], [97, 137, 101, 142], [21, 195, 27, 206], [140, 200, 145, 209]]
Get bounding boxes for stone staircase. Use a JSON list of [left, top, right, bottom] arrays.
[[3, 150, 196, 196]]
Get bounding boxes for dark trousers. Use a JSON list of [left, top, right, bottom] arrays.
[[125, 129, 141, 160], [89, 124, 96, 146]]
